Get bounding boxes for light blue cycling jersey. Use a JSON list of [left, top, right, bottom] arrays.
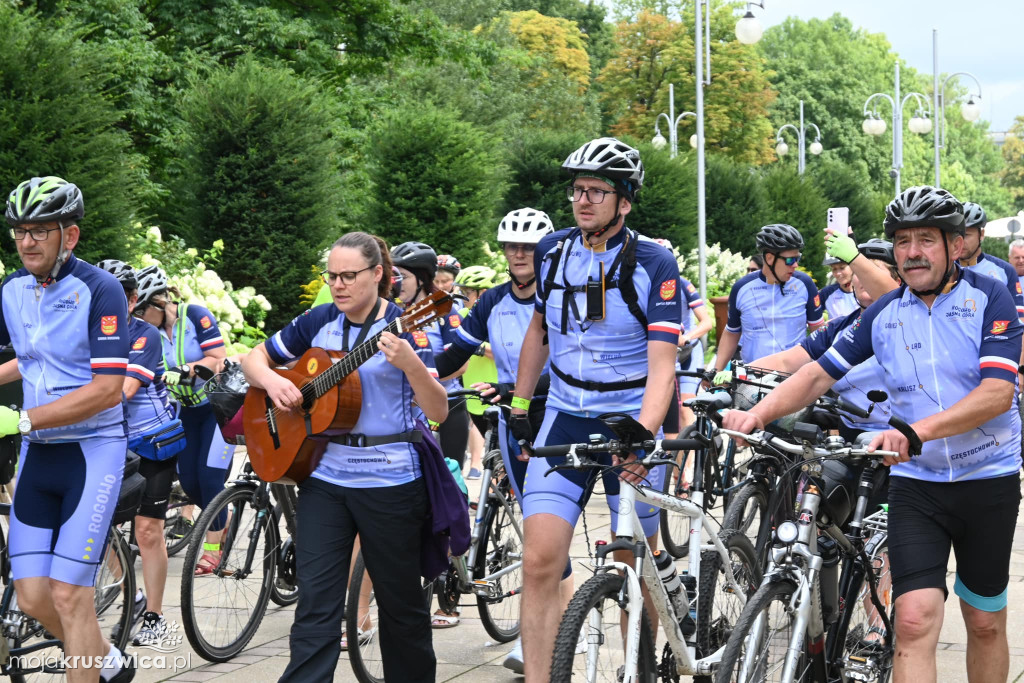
[[680, 276, 705, 335], [963, 252, 1024, 320], [726, 270, 823, 363], [818, 267, 1023, 482], [125, 316, 173, 438], [819, 282, 858, 320], [452, 281, 547, 384], [266, 301, 436, 488], [158, 302, 225, 407], [534, 227, 682, 416], [0, 253, 128, 440], [426, 305, 464, 391], [800, 311, 892, 432]]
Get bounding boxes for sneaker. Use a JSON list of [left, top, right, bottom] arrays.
[[502, 638, 524, 674], [133, 612, 168, 647], [167, 516, 193, 539], [100, 648, 136, 683], [466, 468, 482, 480], [111, 592, 147, 644]]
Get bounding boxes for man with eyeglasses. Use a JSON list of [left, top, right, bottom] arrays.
[[509, 138, 682, 681], [1, 177, 136, 682], [714, 223, 823, 378]]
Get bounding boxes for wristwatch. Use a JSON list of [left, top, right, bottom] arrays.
[[18, 410, 31, 435]]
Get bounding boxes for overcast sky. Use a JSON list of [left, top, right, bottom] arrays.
[[598, 1, 1021, 131]]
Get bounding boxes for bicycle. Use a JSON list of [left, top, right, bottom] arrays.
[[713, 421, 918, 683], [539, 408, 761, 683], [178, 450, 298, 663], [163, 478, 195, 558], [346, 389, 523, 683]]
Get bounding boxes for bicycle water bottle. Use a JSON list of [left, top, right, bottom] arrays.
[[653, 550, 694, 637]]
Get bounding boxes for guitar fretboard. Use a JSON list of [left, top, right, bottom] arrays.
[[302, 318, 405, 402]]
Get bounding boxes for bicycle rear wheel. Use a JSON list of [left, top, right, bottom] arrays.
[[268, 503, 298, 607], [164, 481, 194, 557], [180, 485, 275, 662], [550, 572, 657, 683], [836, 536, 893, 683], [715, 578, 810, 683], [475, 472, 522, 643], [722, 479, 769, 557]]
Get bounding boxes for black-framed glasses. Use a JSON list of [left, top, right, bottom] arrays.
[[503, 243, 536, 255], [773, 254, 801, 266], [321, 266, 373, 285], [10, 226, 61, 241], [566, 185, 616, 204]]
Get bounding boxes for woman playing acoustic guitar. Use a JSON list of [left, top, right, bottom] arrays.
[[242, 232, 448, 682]]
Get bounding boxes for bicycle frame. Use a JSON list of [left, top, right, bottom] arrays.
[[591, 475, 748, 679]]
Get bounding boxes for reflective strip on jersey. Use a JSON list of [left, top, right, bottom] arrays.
[[159, 302, 224, 407], [818, 268, 1023, 482]]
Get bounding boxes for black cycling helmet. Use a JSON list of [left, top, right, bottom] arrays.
[[857, 239, 895, 266], [562, 137, 644, 201], [962, 202, 987, 230], [436, 254, 461, 276], [5, 176, 84, 227], [883, 186, 965, 238], [97, 259, 138, 291], [755, 224, 804, 253], [391, 241, 438, 279]]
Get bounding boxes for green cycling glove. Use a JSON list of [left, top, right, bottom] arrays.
[[164, 365, 189, 386], [0, 406, 19, 437], [713, 370, 733, 386], [825, 231, 860, 264]]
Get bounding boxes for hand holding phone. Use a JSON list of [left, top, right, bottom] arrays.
[[826, 207, 850, 236]]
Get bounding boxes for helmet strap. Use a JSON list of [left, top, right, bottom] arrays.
[[507, 269, 536, 290], [37, 225, 69, 287], [766, 253, 788, 294]]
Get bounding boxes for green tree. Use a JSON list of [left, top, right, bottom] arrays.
[[0, 5, 148, 265], [704, 154, 770, 254], [807, 158, 888, 240], [760, 165, 831, 283], [172, 58, 342, 329], [1000, 116, 1024, 212], [626, 145, 698, 254], [501, 129, 592, 230], [365, 104, 506, 264]]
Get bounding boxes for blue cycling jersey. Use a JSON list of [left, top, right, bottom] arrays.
[[158, 302, 225, 407], [534, 227, 682, 416], [963, 252, 1024, 320], [426, 306, 464, 391], [266, 301, 436, 488], [0, 253, 128, 441], [726, 271, 823, 363], [800, 311, 892, 432], [125, 316, 174, 438], [453, 282, 548, 385], [819, 282, 858, 320], [818, 267, 1023, 482], [680, 276, 705, 335]]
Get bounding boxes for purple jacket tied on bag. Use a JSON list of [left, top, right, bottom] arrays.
[[413, 421, 471, 580]]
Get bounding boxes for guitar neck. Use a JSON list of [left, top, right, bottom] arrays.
[[311, 317, 404, 397]]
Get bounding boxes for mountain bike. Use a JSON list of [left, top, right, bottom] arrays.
[[347, 391, 523, 683], [713, 422, 917, 683], [542, 408, 761, 683]]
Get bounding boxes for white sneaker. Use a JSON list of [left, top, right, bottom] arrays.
[[576, 627, 587, 654], [503, 638, 524, 674]]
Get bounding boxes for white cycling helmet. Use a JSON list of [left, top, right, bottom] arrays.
[[562, 137, 644, 200], [497, 208, 554, 245]]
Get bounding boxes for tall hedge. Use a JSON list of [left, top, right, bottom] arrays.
[[365, 105, 505, 264], [172, 58, 342, 329], [626, 144, 698, 254], [501, 129, 591, 231], [760, 165, 831, 283], [0, 5, 148, 266], [705, 154, 771, 255]]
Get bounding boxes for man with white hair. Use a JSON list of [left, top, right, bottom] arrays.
[[1008, 238, 1024, 294]]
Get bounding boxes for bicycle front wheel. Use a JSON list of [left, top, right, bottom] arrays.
[[475, 473, 523, 643], [721, 480, 769, 557], [715, 578, 810, 683], [180, 485, 275, 662], [550, 572, 657, 683]]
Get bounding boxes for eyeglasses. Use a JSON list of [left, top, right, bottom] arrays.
[[503, 243, 536, 255], [773, 254, 801, 266], [10, 226, 61, 241], [567, 185, 616, 204], [321, 265, 373, 285], [133, 301, 164, 318]]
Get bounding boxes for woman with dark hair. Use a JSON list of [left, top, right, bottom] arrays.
[[243, 231, 447, 682]]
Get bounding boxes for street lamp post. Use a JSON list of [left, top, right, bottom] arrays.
[[651, 84, 697, 159], [931, 29, 983, 188], [692, 0, 764, 305], [774, 100, 823, 174], [862, 60, 932, 195]]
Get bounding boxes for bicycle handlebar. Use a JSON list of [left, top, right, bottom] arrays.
[[536, 437, 702, 476], [717, 428, 902, 462]]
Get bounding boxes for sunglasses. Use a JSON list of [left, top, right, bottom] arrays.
[[773, 254, 801, 266]]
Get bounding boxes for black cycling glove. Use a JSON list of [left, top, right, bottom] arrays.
[[509, 414, 535, 455]]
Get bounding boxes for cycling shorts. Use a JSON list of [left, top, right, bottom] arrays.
[[887, 474, 1021, 611], [523, 410, 665, 539], [138, 456, 178, 519], [678, 340, 705, 396], [10, 437, 126, 587]]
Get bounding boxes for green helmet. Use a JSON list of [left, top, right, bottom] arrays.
[[5, 176, 84, 226], [455, 265, 499, 289]]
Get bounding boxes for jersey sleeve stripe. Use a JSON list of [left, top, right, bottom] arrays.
[[979, 357, 1018, 373], [823, 347, 852, 373], [92, 360, 128, 369], [456, 327, 483, 347], [199, 337, 224, 349], [688, 300, 704, 309], [426, 367, 439, 379], [267, 333, 295, 363], [648, 322, 680, 335], [127, 363, 155, 380]]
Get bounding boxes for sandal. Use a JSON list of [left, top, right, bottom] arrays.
[[194, 542, 231, 576], [431, 610, 460, 629], [341, 627, 375, 651]]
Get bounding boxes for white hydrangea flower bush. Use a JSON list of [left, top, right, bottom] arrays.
[[134, 226, 271, 355]]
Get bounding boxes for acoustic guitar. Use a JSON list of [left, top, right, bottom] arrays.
[[244, 291, 454, 484]]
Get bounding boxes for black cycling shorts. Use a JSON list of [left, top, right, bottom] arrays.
[[137, 456, 178, 520], [887, 473, 1021, 611]]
